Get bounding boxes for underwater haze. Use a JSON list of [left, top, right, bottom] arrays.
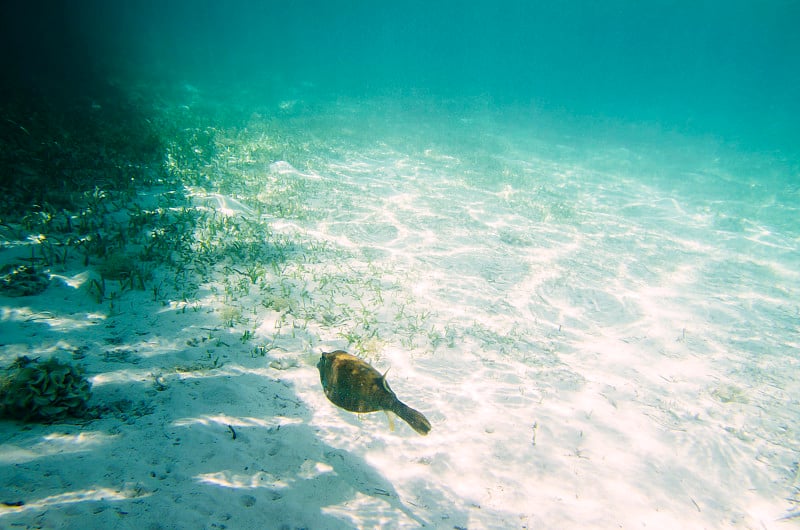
[[1, 1, 799, 529], [3, 0, 800, 149]]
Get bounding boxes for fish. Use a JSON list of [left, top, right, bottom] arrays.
[[317, 350, 431, 435]]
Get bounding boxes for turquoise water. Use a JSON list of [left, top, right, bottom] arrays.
[[3, 1, 800, 150], [1, 2, 799, 528]]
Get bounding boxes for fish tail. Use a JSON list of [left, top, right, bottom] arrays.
[[392, 401, 431, 435]]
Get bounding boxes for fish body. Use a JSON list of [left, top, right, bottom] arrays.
[[317, 350, 431, 435]]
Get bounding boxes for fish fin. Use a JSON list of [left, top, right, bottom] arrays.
[[380, 369, 392, 392], [393, 402, 431, 435], [384, 410, 395, 432]]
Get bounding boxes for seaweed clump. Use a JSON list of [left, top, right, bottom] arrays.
[[0, 356, 92, 422], [0, 264, 49, 297]]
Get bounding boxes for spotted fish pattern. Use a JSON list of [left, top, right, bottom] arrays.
[[317, 350, 431, 435]]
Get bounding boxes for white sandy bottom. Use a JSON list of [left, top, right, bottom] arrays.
[[1, 115, 799, 529]]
